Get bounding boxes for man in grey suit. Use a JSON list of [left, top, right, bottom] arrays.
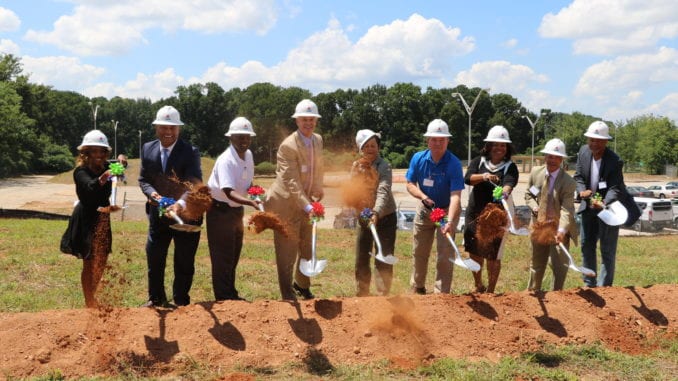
[[574, 121, 630, 287], [525, 139, 578, 291], [265, 99, 324, 300], [139, 105, 202, 307]]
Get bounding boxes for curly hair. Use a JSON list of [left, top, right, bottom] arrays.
[[480, 142, 515, 161]]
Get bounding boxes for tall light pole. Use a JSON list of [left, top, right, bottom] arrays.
[[451, 88, 490, 169], [523, 115, 538, 169], [111, 120, 119, 157], [88, 102, 99, 130]]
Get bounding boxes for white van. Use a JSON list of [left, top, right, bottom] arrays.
[[632, 197, 674, 232]]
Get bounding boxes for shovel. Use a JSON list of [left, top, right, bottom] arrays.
[[501, 198, 529, 236], [556, 240, 596, 277], [597, 201, 628, 226], [110, 175, 120, 206], [368, 223, 398, 265], [444, 231, 480, 272], [167, 210, 202, 233], [299, 220, 327, 277]]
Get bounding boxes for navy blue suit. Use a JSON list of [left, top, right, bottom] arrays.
[[139, 138, 202, 305], [573, 145, 628, 287]]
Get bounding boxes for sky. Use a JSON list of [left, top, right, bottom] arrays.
[[1, 0, 677, 123]]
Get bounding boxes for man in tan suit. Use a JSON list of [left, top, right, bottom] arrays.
[[265, 99, 324, 300], [525, 139, 578, 291]]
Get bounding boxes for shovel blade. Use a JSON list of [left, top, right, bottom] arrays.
[[299, 258, 327, 277], [373, 253, 398, 265], [509, 227, 529, 236], [453, 257, 481, 272]]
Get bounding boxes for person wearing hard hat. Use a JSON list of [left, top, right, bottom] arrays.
[[350, 129, 397, 296], [265, 99, 324, 300], [463, 125, 519, 293], [60, 130, 120, 308], [574, 121, 637, 287], [524, 139, 578, 291], [405, 119, 465, 295], [139, 105, 202, 308], [205, 117, 261, 301]]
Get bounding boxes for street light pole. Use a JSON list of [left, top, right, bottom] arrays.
[[88, 102, 99, 130], [112, 120, 119, 157], [451, 88, 490, 168], [523, 115, 537, 168]]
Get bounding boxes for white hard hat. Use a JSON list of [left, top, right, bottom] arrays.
[[291, 99, 321, 118], [484, 125, 512, 143], [77, 130, 111, 151], [152, 105, 184, 126], [541, 138, 567, 157], [355, 129, 381, 151], [423, 119, 451, 137], [584, 121, 612, 140], [226, 117, 256, 137]]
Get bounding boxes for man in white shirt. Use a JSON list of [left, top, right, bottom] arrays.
[[206, 117, 261, 301]]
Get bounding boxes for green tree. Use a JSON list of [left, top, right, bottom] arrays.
[[0, 82, 36, 177], [635, 115, 678, 174]]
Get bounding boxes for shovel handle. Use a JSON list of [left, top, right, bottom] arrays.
[[444, 232, 463, 260], [167, 210, 185, 225], [501, 198, 517, 230], [110, 175, 118, 206], [257, 203, 265, 212], [369, 223, 384, 256], [311, 220, 317, 264]]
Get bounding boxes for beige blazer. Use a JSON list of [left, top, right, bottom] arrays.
[[266, 130, 324, 216], [525, 165, 578, 241]]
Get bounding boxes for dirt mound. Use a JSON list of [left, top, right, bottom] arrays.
[[0, 285, 675, 378]]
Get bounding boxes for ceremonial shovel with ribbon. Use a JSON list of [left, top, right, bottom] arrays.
[[299, 202, 328, 277], [158, 197, 201, 233], [359, 208, 398, 265], [429, 208, 480, 272]]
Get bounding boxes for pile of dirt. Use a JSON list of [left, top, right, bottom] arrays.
[[0, 284, 674, 378]]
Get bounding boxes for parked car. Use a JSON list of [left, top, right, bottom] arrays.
[[646, 184, 678, 199], [672, 198, 678, 228], [666, 181, 678, 187], [513, 205, 533, 229], [632, 197, 673, 232], [627, 185, 654, 198]]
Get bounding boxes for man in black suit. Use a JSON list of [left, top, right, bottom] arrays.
[[139, 105, 202, 307], [574, 121, 630, 287]]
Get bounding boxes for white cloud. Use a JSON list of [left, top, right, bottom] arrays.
[[21, 56, 105, 90], [502, 38, 518, 48], [83, 68, 193, 100], [0, 39, 20, 55], [454, 61, 548, 92], [197, 14, 475, 92], [0, 7, 20, 32], [574, 47, 678, 102], [539, 0, 678, 55], [24, 0, 278, 56]]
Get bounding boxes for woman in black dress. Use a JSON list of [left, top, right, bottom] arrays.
[[62, 130, 119, 307], [463, 126, 518, 293]]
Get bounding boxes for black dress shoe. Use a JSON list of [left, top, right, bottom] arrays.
[[293, 282, 314, 300], [412, 286, 426, 295]]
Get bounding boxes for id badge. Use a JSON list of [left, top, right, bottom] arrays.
[[598, 181, 607, 190], [423, 178, 434, 187], [529, 185, 540, 197], [301, 165, 308, 173]]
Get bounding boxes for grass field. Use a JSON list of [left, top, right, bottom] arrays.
[[0, 218, 676, 380]]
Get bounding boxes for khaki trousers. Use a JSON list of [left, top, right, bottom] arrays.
[[410, 203, 454, 293]]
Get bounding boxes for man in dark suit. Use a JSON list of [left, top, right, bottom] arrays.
[[139, 105, 202, 307], [574, 121, 629, 287]]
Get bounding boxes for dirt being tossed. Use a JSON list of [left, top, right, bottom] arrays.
[[0, 284, 675, 379]]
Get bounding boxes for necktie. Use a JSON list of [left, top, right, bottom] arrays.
[[537, 172, 553, 222], [161, 148, 169, 172]]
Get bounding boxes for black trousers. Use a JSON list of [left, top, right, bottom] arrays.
[[145, 206, 201, 306], [355, 212, 397, 295], [206, 201, 245, 300]]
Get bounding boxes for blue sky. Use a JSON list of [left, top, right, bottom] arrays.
[[1, 0, 677, 122]]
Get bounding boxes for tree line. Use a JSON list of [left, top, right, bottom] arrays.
[[1, 53, 676, 178]]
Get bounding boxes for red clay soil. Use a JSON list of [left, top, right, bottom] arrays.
[[0, 285, 675, 378]]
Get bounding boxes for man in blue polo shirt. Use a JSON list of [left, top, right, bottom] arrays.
[[406, 119, 465, 294]]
